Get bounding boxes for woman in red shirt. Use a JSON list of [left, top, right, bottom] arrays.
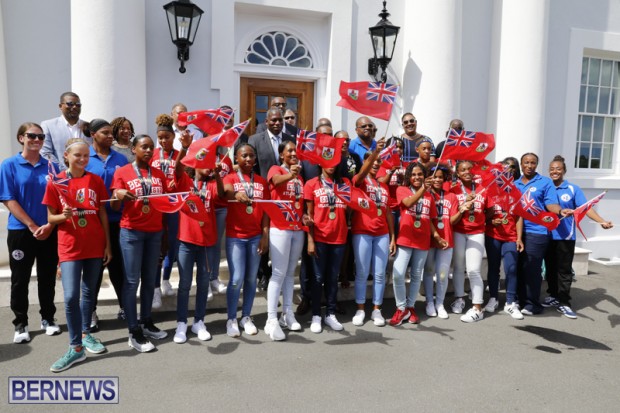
[[44, 138, 111, 372]]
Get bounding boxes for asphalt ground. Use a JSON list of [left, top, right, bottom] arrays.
[[1, 261, 619, 412]]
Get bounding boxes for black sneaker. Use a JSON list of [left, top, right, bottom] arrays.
[[140, 319, 168, 340], [128, 327, 155, 352]]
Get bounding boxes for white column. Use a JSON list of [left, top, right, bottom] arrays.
[[492, 0, 550, 161], [0, 2, 11, 264], [71, 0, 147, 132], [400, 0, 462, 141]]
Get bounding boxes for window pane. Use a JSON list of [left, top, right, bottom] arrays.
[[272, 58, 287, 66], [601, 60, 613, 86], [581, 115, 593, 141], [256, 112, 266, 125], [586, 86, 599, 113], [588, 58, 601, 85], [579, 85, 587, 112], [593, 116, 604, 142], [255, 95, 268, 110], [286, 98, 298, 112], [615, 62, 620, 87], [263, 35, 276, 56], [578, 144, 590, 168], [581, 57, 589, 85], [611, 88, 620, 115], [604, 118, 615, 142], [599, 87, 610, 114], [602, 144, 613, 169]]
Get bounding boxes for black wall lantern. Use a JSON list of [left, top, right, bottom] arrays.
[[368, 1, 400, 83], [163, 0, 204, 73]]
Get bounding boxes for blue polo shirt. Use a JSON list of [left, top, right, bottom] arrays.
[[348, 137, 376, 162], [552, 180, 587, 241], [85, 147, 128, 223], [515, 172, 560, 235], [0, 154, 52, 230]]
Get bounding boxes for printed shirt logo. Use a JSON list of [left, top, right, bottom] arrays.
[[12, 250, 24, 261]]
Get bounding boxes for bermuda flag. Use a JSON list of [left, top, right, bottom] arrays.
[[180, 193, 212, 222], [147, 193, 190, 213], [260, 201, 308, 232], [47, 162, 97, 210], [378, 142, 401, 169], [471, 160, 503, 189], [296, 129, 345, 168], [177, 107, 234, 135], [332, 181, 379, 217], [209, 120, 249, 149], [510, 188, 559, 230], [573, 191, 607, 240], [182, 120, 249, 170], [441, 129, 495, 162], [336, 81, 399, 121]]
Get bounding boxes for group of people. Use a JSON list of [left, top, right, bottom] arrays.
[[1, 93, 613, 373]]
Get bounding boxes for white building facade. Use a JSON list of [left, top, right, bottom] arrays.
[[1, 0, 619, 262]]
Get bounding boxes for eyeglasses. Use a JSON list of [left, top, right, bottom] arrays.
[[284, 116, 296, 120], [63, 102, 82, 108], [273, 102, 286, 107], [402, 119, 417, 125], [357, 124, 374, 129], [24, 133, 45, 140]]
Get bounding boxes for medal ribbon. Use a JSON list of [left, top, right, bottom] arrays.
[[159, 148, 174, 176], [236, 170, 254, 200], [410, 186, 423, 226], [320, 176, 336, 216], [460, 181, 476, 218], [132, 162, 152, 206], [366, 176, 383, 212]]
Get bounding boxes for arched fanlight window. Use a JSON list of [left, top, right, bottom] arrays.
[[245, 31, 313, 68]]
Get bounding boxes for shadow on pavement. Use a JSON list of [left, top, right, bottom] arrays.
[[0, 342, 32, 363], [515, 325, 612, 351]]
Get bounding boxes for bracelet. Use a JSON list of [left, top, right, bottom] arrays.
[[182, 145, 190, 151]]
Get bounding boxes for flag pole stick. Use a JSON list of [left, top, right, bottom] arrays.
[[101, 191, 191, 203], [227, 200, 292, 203]]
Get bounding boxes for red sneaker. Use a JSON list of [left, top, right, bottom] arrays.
[[407, 308, 420, 324], [389, 308, 412, 326]]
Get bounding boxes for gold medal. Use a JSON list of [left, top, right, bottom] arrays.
[[377, 209, 382, 216], [142, 205, 150, 214], [414, 221, 421, 228], [502, 219, 509, 225], [437, 222, 444, 230], [246, 205, 254, 214], [199, 221, 205, 227], [468, 215, 475, 223], [329, 211, 336, 220], [78, 218, 87, 228], [295, 201, 301, 210]]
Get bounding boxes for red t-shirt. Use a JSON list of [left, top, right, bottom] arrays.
[[376, 166, 406, 209], [223, 172, 269, 238], [396, 187, 436, 250], [150, 148, 179, 190], [176, 173, 219, 246], [430, 190, 458, 248], [304, 176, 349, 244], [486, 195, 518, 242], [351, 174, 389, 236], [42, 172, 108, 262], [268, 165, 304, 231], [214, 155, 233, 209], [111, 164, 168, 232], [450, 183, 487, 235]]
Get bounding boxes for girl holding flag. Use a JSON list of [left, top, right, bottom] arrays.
[[43, 138, 111, 372], [264, 141, 305, 341], [351, 139, 396, 327], [543, 155, 613, 319], [377, 136, 405, 237]]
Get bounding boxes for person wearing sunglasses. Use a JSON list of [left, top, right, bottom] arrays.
[[255, 97, 298, 137], [1, 123, 61, 344], [400, 113, 436, 163], [348, 116, 378, 162], [283, 109, 297, 127], [41, 92, 89, 170]]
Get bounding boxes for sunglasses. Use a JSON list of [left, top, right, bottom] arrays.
[[24, 133, 46, 141], [284, 116, 296, 120], [63, 102, 82, 108], [402, 119, 417, 125], [358, 124, 374, 129]]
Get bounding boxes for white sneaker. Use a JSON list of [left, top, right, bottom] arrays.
[[14, 326, 30, 343], [191, 320, 212, 341], [207, 285, 214, 302], [460, 307, 484, 323], [41, 319, 61, 336], [325, 314, 344, 331], [128, 328, 155, 352], [173, 322, 187, 343], [352, 310, 365, 326], [161, 280, 175, 297], [426, 301, 437, 317], [451, 297, 466, 314], [152, 288, 162, 309], [264, 318, 285, 341], [210, 279, 227, 294], [240, 316, 258, 335], [226, 319, 240, 337], [279, 310, 302, 331], [504, 302, 524, 320], [484, 297, 499, 313], [370, 309, 386, 326], [436, 304, 449, 319], [310, 316, 322, 333]]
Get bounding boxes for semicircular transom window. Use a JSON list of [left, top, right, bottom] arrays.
[[245, 31, 313, 68]]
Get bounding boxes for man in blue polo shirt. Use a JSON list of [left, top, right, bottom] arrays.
[[348, 116, 376, 163]]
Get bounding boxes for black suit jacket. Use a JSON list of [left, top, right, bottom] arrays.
[[256, 122, 298, 137], [247, 131, 295, 178]]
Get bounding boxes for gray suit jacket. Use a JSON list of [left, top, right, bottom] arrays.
[[40, 116, 90, 169], [247, 131, 294, 178]]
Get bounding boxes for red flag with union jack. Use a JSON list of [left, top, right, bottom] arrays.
[[177, 107, 234, 135], [47, 162, 97, 210], [180, 193, 212, 222], [181, 120, 249, 170], [329, 180, 379, 216], [441, 129, 495, 162], [510, 188, 559, 230], [378, 142, 401, 169], [336, 81, 398, 121], [296, 129, 345, 168], [471, 160, 502, 189], [259, 200, 308, 231], [573, 190, 607, 240], [147, 193, 190, 214]]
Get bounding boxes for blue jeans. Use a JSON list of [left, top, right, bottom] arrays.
[[423, 247, 453, 306], [485, 236, 518, 304], [352, 233, 389, 306], [59, 258, 102, 347], [518, 232, 549, 314], [312, 242, 346, 316], [392, 246, 428, 310], [226, 235, 262, 320], [157, 212, 180, 286], [120, 228, 162, 330], [176, 241, 216, 323], [208, 208, 227, 281]]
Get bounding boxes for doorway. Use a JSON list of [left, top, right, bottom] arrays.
[[240, 77, 315, 136]]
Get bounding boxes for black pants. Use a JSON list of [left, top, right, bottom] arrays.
[[8, 229, 58, 329], [299, 236, 315, 300], [93, 221, 125, 311], [544, 239, 576, 306]]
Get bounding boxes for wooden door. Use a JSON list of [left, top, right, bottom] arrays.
[[240, 78, 315, 136]]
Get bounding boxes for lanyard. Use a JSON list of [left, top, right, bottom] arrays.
[[410, 186, 423, 226], [460, 181, 476, 216], [432, 189, 444, 217], [132, 162, 152, 204], [320, 175, 337, 215], [65, 170, 86, 220], [366, 176, 383, 210], [282, 164, 302, 202], [236, 170, 254, 200], [159, 148, 174, 176], [193, 179, 207, 202]]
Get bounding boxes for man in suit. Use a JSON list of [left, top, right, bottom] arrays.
[[248, 108, 295, 179], [255, 97, 298, 137], [41, 92, 89, 169]]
